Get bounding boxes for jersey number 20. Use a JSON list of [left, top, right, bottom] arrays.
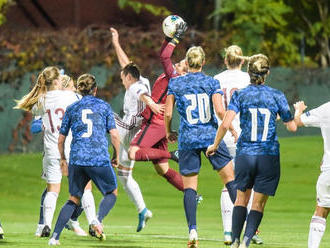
[[249, 108, 271, 141], [185, 93, 211, 124], [82, 109, 93, 138]]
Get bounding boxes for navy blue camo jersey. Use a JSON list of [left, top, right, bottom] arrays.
[[228, 84, 293, 156], [60, 95, 116, 167], [168, 72, 223, 150]]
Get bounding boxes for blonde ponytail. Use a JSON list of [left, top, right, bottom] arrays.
[[14, 66, 60, 111]]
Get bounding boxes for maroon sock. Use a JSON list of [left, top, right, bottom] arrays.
[[163, 168, 184, 192], [135, 148, 171, 161]]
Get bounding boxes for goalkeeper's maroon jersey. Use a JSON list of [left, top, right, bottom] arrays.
[[141, 40, 179, 124]]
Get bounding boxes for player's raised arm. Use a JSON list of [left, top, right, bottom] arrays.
[[110, 27, 130, 68], [160, 22, 187, 78]]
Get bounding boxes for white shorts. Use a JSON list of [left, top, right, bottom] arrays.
[[316, 170, 330, 207], [117, 124, 140, 169], [41, 156, 62, 184]]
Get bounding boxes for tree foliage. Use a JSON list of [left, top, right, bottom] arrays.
[[118, 0, 170, 16], [0, 0, 11, 26], [211, 0, 329, 67]]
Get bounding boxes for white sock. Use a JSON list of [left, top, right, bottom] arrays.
[[118, 169, 146, 213], [43, 191, 58, 227], [81, 189, 96, 225], [221, 187, 233, 233], [308, 215, 326, 248]]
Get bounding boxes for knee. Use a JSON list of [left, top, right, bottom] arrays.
[[111, 188, 118, 196], [153, 164, 167, 176], [69, 196, 80, 205]]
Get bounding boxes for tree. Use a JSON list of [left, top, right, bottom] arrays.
[[286, 0, 330, 67], [0, 0, 10, 25], [117, 0, 170, 16], [211, 0, 301, 66]]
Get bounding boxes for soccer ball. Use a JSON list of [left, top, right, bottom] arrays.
[[162, 15, 185, 38]]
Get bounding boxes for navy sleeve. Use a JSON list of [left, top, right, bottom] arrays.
[[212, 78, 223, 95], [277, 92, 293, 122], [60, 109, 71, 136], [227, 91, 240, 113], [106, 105, 116, 132], [30, 118, 43, 134]]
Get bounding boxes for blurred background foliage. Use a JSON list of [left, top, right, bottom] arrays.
[[0, 0, 329, 152]]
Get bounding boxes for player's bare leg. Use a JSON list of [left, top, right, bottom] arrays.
[[308, 206, 330, 248]]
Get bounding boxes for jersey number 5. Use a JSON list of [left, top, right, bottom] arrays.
[[249, 108, 271, 141], [185, 93, 211, 125], [82, 109, 93, 138]]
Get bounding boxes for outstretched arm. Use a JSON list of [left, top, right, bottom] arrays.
[[110, 27, 130, 68], [206, 110, 236, 157], [140, 94, 164, 115]]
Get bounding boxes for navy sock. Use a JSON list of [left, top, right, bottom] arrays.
[[70, 205, 83, 221], [184, 188, 197, 232], [243, 210, 263, 246], [225, 180, 237, 204], [38, 188, 47, 224], [232, 206, 247, 243], [97, 193, 117, 222], [52, 200, 78, 240]]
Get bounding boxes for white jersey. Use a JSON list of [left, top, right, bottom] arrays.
[[214, 69, 250, 148], [301, 102, 330, 171], [116, 76, 151, 129], [32, 90, 81, 159]]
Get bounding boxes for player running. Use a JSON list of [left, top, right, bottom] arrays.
[[214, 45, 262, 245], [111, 28, 164, 232], [15, 66, 91, 237], [294, 101, 330, 248], [49, 73, 120, 245], [165, 46, 236, 248], [206, 54, 297, 248], [128, 22, 188, 193]]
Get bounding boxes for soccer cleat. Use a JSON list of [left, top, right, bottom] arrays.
[[196, 194, 203, 204], [48, 237, 60, 246], [187, 229, 198, 248], [0, 224, 4, 239], [230, 239, 240, 248], [35, 224, 45, 237], [251, 234, 263, 245], [90, 220, 106, 241], [41, 225, 51, 237], [65, 219, 87, 236], [170, 150, 179, 163], [224, 231, 232, 245], [89, 224, 96, 237], [137, 208, 153, 232]]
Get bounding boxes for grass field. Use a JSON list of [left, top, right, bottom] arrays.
[[0, 136, 328, 248]]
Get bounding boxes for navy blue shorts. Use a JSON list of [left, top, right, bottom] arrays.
[[235, 154, 280, 196], [179, 141, 232, 176], [68, 165, 117, 198]]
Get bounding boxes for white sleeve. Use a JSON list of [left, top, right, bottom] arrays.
[[300, 103, 329, 128], [131, 81, 149, 99], [139, 76, 151, 94]]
